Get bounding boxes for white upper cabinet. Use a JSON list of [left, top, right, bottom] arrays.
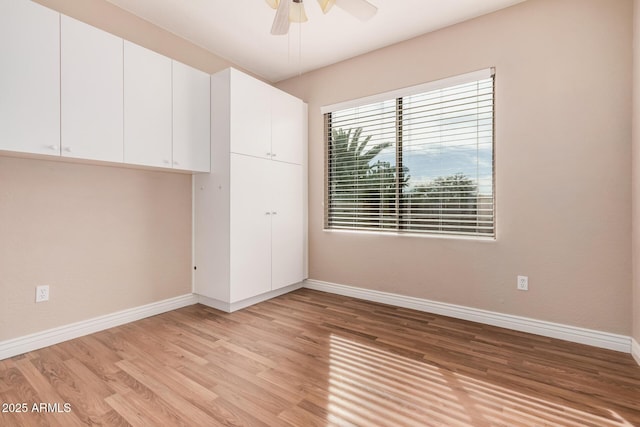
[[1, 1, 210, 173], [61, 15, 123, 163], [229, 69, 272, 159], [0, 0, 60, 155], [271, 88, 305, 165], [227, 69, 304, 165], [172, 61, 210, 172], [124, 41, 172, 168]]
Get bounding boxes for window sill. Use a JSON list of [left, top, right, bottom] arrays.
[[322, 227, 496, 242]]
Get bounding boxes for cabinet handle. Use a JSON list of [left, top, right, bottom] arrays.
[[265, 212, 271, 215], [163, 160, 170, 164], [266, 152, 271, 157], [173, 161, 179, 165], [47, 144, 58, 151], [271, 212, 277, 215], [63, 147, 72, 153], [271, 153, 277, 158]]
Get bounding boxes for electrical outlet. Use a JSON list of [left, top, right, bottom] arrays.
[[517, 276, 528, 291], [35, 285, 49, 302]]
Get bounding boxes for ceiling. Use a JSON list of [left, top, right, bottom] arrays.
[[103, 0, 526, 82]]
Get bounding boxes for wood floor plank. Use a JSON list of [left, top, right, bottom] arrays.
[[92, 409, 132, 427], [104, 392, 165, 427], [14, 358, 85, 427], [28, 355, 113, 425], [122, 356, 219, 406], [1, 288, 639, 426], [114, 359, 218, 427], [277, 402, 328, 427]]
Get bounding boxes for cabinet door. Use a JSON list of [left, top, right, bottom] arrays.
[[229, 69, 272, 159], [172, 61, 210, 172], [271, 161, 304, 290], [230, 154, 272, 302], [124, 41, 172, 168], [61, 15, 123, 162], [0, 0, 60, 156], [271, 88, 304, 165]]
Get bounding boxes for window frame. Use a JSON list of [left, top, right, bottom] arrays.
[[323, 68, 496, 239]]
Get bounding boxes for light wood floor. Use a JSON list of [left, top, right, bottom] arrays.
[[1, 289, 639, 427]]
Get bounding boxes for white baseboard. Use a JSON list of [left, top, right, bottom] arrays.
[[197, 282, 304, 313], [304, 279, 632, 353], [633, 338, 640, 366], [196, 295, 231, 312], [3, 283, 634, 362], [0, 293, 198, 360]]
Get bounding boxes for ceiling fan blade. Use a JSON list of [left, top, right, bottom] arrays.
[[271, 0, 291, 35], [334, 0, 377, 21]]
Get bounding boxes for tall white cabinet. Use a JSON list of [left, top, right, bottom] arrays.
[[194, 68, 307, 311]]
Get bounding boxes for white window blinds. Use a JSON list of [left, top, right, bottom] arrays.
[[325, 69, 495, 237]]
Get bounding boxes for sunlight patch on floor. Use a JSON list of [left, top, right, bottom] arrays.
[[328, 334, 633, 427]]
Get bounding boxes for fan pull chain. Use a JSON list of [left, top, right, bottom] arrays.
[[287, 23, 291, 63], [298, 14, 302, 76]]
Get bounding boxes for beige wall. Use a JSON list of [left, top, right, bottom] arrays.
[[0, 0, 234, 341], [633, 0, 640, 349], [278, 0, 633, 334], [0, 157, 192, 340]]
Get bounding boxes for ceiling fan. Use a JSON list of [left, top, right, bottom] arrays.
[[266, 0, 378, 35]]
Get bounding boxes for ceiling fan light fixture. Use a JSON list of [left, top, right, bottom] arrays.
[[316, 0, 336, 14], [289, 0, 308, 23], [270, 0, 376, 35]]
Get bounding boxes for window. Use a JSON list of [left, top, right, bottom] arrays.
[[324, 68, 495, 237]]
